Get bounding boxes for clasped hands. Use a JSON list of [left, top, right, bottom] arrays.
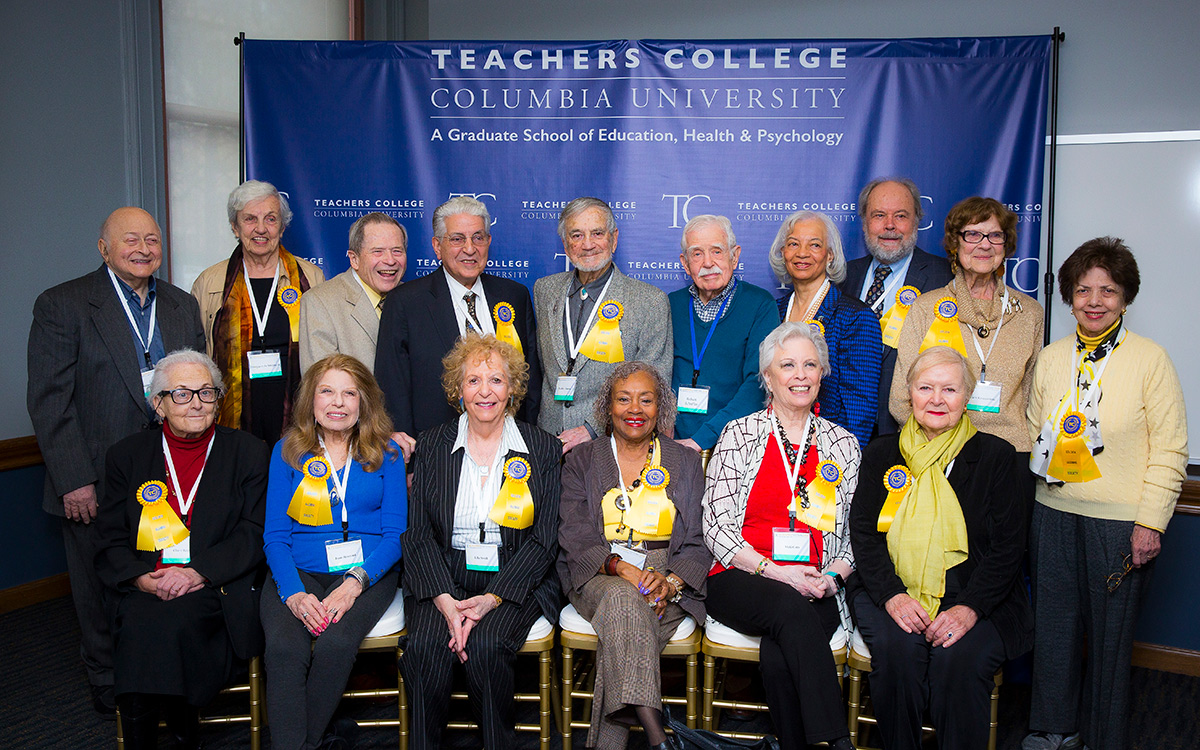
[[884, 593, 978, 648], [286, 578, 363, 636], [135, 566, 206, 601], [434, 591, 500, 663], [617, 563, 674, 618]]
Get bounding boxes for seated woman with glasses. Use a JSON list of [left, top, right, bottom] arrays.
[[96, 349, 270, 749], [890, 197, 1043, 470], [261, 354, 406, 750]]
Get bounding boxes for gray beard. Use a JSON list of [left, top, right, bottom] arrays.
[[864, 234, 917, 264]]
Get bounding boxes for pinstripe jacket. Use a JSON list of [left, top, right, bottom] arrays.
[[702, 408, 861, 631]]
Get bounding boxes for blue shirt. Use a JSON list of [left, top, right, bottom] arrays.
[[111, 273, 167, 369], [263, 440, 407, 601], [856, 252, 914, 317]]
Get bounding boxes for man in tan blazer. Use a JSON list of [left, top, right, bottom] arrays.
[[299, 212, 407, 372]]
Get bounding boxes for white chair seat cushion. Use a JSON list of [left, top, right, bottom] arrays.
[[704, 617, 850, 653], [365, 588, 406, 638], [850, 627, 871, 660], [559, 603, 696, 641], [526, 615, 553, 642]]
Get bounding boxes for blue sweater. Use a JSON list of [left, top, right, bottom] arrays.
[[669, 282, 779, 449], [776, 284, 882, 448], [264, 439, 406, 601]]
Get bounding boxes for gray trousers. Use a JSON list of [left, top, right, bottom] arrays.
[[62, 516, 113, 687], [1028, 504, 1152, 750], [261, 568, 399, 750]]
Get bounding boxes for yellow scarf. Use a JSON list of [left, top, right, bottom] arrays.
[[887, 415, 975, 619]]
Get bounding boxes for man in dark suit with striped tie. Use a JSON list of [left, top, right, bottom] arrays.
[[839, 178, 953, 437]]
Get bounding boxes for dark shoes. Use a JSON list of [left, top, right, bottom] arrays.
[[318, 718, 360, 750], [91, 684, 117, 719]]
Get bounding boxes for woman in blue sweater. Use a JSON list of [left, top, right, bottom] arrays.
[[262, 354, 406, 750]]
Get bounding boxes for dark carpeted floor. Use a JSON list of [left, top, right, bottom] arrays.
[[2, 596, 1196, 749]]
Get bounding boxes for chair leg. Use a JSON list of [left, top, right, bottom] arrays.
[[561, 644, 574, 745], [702, 654, 716, 732], [248, 655, 263, 750], [538, 649, 552, 750], [988, 675, 1001, 750], [396, 646, 409, 750], [847, 666, 862, 747], [685, 653, 699, 729]]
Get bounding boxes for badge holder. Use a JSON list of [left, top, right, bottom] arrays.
[[247, 350, 283, 379], [325, 538, 364, 572], [162, 536, 192, 565], [966, 380, 1003, 413], [555, 374, 578, 402], [677, 385, 710, 414], [466, 521, 500, 572]]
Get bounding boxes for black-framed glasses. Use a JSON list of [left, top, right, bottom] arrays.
[[158, 387, 221, 405], [959, 230, 1007, 245], [1106, 554, 1133, 593]]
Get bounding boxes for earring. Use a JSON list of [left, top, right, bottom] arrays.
[[458, 397, 464, 412]]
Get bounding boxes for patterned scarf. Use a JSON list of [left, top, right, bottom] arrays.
[[212, 244, 312, 433]]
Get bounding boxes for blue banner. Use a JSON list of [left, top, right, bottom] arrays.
[[244, 36, 1050, 298]]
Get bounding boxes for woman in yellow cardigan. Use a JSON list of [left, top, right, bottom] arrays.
[[1023, 237, 1187, 750]]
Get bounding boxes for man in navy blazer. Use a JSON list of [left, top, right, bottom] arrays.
[[27, 207, 206, 716], [376, 197, 541, 457], [839, 178, 953, 437]]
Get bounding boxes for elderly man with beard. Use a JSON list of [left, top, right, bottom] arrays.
[[668, 215, 777, 452], [840, 178, 952, 437]]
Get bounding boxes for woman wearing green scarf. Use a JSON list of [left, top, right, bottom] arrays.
[[848, 346, 1032, 750]]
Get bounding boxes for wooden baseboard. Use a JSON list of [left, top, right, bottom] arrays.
[[0, 572, 70, 615], [0, 435, 42, 473], [1132, 641, 1200, 677]]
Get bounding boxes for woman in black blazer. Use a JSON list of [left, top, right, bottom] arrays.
[[848, 346, 1032, 750], [96, 350, 269, 750], [399, 334, 562, 750]]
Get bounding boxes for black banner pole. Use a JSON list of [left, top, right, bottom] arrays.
[[1043, 26, 1065, 345], [236, 32, 246, 182]]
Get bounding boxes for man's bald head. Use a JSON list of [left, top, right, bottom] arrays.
[[98, 207, 163, 292]]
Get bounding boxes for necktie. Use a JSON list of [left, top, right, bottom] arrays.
[[375, 295, 385, 319], [864, 265, 892, 318], [464, 292, 482, 332]]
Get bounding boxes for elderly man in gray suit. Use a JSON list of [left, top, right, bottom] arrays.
[[299, 211, 407, 372], [533, 197, 672, 453], [27, 207, 206, 717]]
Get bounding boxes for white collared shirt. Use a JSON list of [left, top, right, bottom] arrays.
[[450, 413, 529, 549], [857, 252, 914, 316], [443, 268, 494, 337]]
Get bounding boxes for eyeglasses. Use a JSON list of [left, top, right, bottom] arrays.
[[959, 230, 1007, 245], [442, 232, 490, 249], [1106, 554, 1133, 593], [158, 387, 221, 405]]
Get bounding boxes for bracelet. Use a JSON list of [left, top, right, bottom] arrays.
[[823, 571, 846, 590], [343, 566, 370, 590], [604, 553, 621, 576], [666, 574, 684, 604], [753, 558, 769, 576], [489, 592, 503, 607]]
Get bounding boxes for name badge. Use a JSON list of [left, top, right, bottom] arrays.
[[554, 375, 578, 402], [324, 538, 364, 572], [466, 543, 500, 572], [140, 369, 155, 400], [966, 380, 1003, 414], [676, 386, 710, 414], [161, 535, 191, 564], [772, 528, 811, 562], [247, 350, 283, 379], [610, 541, 647, 570]]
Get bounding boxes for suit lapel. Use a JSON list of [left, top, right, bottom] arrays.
[[426, 272, 463, 354], [547, 274, 571, 373], [344, 272, 379, 344], [442, 422, 466, 548], [89, 269, 151, 413]]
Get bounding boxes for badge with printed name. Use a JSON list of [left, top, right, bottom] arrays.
[[555, 375, 578, 401], [466, 543, 500, 572], [677, 386, 710, 414], [772, 528, 811, 562], [610, 542, 647, 570], [966, 380, 1003, 413], [324, 538, 364, 572], [140, 369, 156, 400], [247, 350, 283, 379], [161, 535, 191, 565]]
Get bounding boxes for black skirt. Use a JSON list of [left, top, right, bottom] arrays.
[[112, 587, 234, 705]]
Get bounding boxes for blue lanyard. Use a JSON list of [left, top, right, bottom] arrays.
[[688, 280, 734, 387]]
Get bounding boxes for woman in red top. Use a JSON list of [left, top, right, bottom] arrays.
[[702, 321, 860, 750]]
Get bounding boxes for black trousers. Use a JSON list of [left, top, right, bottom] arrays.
[[706, 569, 848, 748], [851, 591, 1005, 750], [62, 516, 113, 687]]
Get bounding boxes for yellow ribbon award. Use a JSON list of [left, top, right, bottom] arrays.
[[877, 465, 913, 532], [880, 286, 919, 348], [287, 457, 334, 526], [492, 302, 524, 355], [1048, 410, 1102, 482], [135, 480, 189, 552], [634, 466, 674, 535], [277, 285, 301, 341], [489, 456, 535, 529], [806, 319, 826, 338], [918, 296, 968, 357], [579, 300, 625, 363], [799, 460, 841, 532]]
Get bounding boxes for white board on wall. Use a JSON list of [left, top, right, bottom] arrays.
[[1046, 134, 1200, 464]]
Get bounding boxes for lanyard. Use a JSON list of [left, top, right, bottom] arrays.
[[784, 278, 830, 323], [1069, 328, 1125, 410], [319, 436, 354, 540], [242, 260, 281, 340], [770, 410, 813, 530], [865, 254, 912, 315], [564, 272, 616, 372], [965, 286, 1008, 380], [107, 267, 157, 369], [161, 431, 216, 519], [689, 280, 735, 387]]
